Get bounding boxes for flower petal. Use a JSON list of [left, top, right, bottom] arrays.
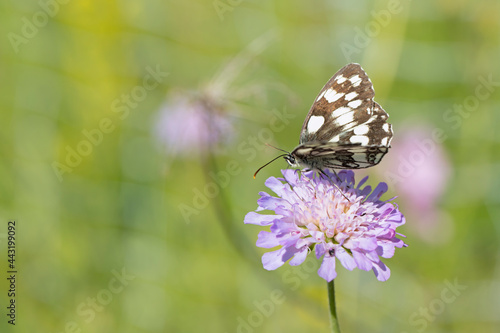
[[356, 175, 369, 189], [365, 250, 380, 262], [257, 193, 289, 211], [359, 185, 372, 197], [265, 177, 290, 198], [315, 242, 327, 259], [309, 230, 325, 242], [335, 246, 356, 271], [262, 248, 287, 270], [279, 233, 302, 247], [376, 243, 396, 258], [289, 247, 308, 266], [270, 220, 295, 235], [318, 256, 337, 282], [244, 212, 278, 225], [339, 170, 355, 185], [352, 250, 373, 271], [256, 231, 280, 248], [366, 182, 388, 202], [282, 169, 300, 186], [384, 211, 406, 226], [372, 260, 391, 281], [345, 237, 378, 252]]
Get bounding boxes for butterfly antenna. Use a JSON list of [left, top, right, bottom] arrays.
[[253, 154, 288, 179], [264, 143, 289, 154]]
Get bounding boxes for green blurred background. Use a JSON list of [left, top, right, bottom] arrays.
[[1, 0, 499, 332]]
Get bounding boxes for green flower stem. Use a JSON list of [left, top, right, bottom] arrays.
[[201, 152, 258, 263], [327, 280, 341, 333]]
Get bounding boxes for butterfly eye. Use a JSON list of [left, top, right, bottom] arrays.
[[284, 154, 295, 166]]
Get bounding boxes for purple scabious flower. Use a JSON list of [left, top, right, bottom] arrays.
[[244, 169, 407, 282]]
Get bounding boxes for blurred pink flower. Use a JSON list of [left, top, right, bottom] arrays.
[[153, 31, 285, 159], [377, 123, 453, 244], [154, 92, 234, 157]]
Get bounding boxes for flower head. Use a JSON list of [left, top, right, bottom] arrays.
[[153, 91, 234, 157], [244, 169, 407, 282]]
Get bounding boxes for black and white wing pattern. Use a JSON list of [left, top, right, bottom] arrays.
[[288, 63, 393, 170]]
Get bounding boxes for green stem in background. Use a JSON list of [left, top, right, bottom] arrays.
[[327, 280, 341, 333], [201, 152, 258, 263]]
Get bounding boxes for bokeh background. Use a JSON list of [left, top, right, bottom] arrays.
[[1, 0, 499, 332]]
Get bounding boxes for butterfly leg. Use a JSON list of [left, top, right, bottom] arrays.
[[317, 169, 351, 202], [331, 169, 342, 183], [331, 169, 351, 190]]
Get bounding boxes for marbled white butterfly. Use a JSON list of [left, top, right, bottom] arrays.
[[255, 63, 393, 177]]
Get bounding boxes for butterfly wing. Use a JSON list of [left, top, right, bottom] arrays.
[[291, 63, 393, 170], [292, 143, 390, 169], [330, 102, 393, 147], [299, 63, 376, 144]]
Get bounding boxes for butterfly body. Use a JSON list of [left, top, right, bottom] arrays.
[[285, 63, 393, 172]]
